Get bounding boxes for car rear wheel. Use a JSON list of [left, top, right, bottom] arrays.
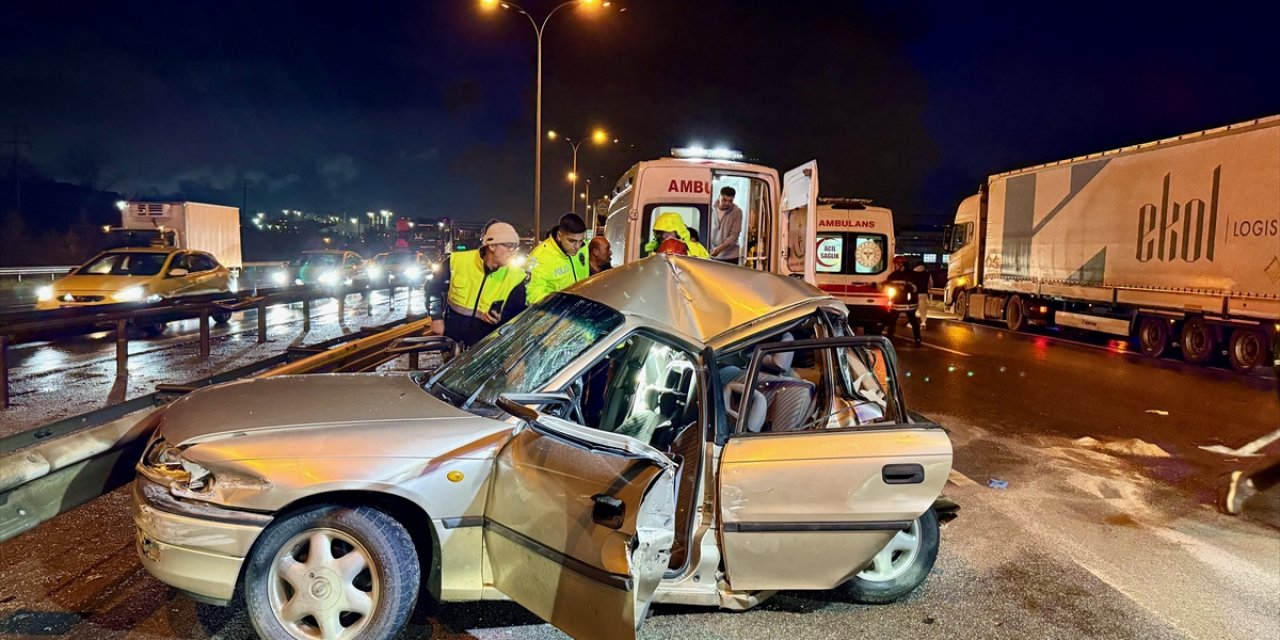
[[245, 505, 419, 640], [212, 311, 232, 324], [840, 508, 939, 604]]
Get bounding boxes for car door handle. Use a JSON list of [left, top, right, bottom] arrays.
[[882, 464, 925, 484], [591, 494, 626, 530]]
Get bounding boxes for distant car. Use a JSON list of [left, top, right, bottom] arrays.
[[275, 250, 367, 288], [367, 250, 434, 285], [132, 255, 955, 640], [37, 248, 233, 329]]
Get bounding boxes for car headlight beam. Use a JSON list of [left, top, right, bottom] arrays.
[[37, 286, 54, 302], [113, 286, 146, 302]]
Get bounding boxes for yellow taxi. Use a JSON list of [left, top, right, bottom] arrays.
[[37, 247, 233, 317]]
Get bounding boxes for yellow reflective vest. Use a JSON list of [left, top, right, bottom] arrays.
[[526, 237, 589, 305], [447, 249, 526, 319]]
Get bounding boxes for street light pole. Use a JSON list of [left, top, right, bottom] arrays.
[[481, 0, 611, 238]]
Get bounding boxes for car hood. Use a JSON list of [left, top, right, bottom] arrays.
[[157, 373, 494, 447]]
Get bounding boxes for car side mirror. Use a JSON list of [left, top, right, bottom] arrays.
[[385, 335, 457, 356], [167, 268, 189, 277]]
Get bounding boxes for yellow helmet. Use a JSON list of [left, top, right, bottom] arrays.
[[653, 212, 686, 233]]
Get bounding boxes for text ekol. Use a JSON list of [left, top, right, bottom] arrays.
[[1135, 167, 1221, 263]]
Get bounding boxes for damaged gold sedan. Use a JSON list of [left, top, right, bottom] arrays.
[[132, 254, 956, 640]]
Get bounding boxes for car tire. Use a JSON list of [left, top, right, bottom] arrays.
[[141, 322, 167, 338], [1227, 328, 1266, 375], [1136, 316, 1170, 358], [244, 505, 420, 640], [1179, 316, 1216, 365], [840, 508, 940, 604], [212, 311, 232, 324]]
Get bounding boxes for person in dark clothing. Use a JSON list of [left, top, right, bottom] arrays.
[[885, 256, 926, 345]]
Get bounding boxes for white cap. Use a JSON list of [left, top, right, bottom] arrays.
[[482, 222, 520, 246]]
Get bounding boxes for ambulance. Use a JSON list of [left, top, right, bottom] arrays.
[[603, 150, 897, 330], [602, 148, 820, 281], [813, 198, 898, 332]]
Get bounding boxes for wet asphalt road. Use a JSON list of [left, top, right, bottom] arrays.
[[0, 314, 1277, 639]]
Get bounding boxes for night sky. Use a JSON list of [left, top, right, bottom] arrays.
[[4, 1, 1277, 227]]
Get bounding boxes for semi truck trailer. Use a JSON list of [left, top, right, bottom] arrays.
[[942, 116, 1279, 374]]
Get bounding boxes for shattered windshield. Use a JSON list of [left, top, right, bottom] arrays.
[[429, 295, 622, 412]]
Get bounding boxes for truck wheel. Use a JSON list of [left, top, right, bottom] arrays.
[[245, 505, 419, 640], [840, 508, 940, 604], [954, 291, 969, 321], [1136, 317, 1170, 357], [1227, 328, 1266, 374], [1180, 317, 1216, 365], [1005, 296, 1028, 332]]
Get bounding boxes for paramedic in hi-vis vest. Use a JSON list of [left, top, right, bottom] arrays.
[[526, 212, 591, 305], [428, 222, 527, 348]]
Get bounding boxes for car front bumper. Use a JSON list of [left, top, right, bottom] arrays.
[[131, 477, 271, 605]]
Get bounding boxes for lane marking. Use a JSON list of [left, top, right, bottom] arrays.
[[890, 336, 972, 357], [1199, 427, 1280, 457], [923, 342, 971, 357]]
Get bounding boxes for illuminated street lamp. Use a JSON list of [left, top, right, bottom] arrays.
[[479, 0, 615, 237], [549, 128, 612, 213]]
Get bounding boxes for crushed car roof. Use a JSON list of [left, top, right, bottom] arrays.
[[563, 254, 839, 345]]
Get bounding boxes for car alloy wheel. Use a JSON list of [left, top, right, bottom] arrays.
[[856, 519, 922, 583], [246, 505, 419, 640], [840, 508, 940, 604], [267, 527, 379, 640]]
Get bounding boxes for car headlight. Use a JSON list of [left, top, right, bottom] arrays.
[[368, 266, 383, 280], [144, 294, 163, 303], [113, 286, 146, 302], [271, 270, 287, 285], [404, 266, 422, 279], [430, 262, 440, 272], [37, 286, 54, 302], [319, 270, 339, 285], [144, 437, 213, 492], [295, 278, 304, 286]]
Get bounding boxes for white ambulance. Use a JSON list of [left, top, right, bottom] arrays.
[[813, 198, 898, 332], [603, 151, 897, 330], [602, 149, 821, 281]]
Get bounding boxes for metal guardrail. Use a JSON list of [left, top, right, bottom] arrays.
[[0, 280, 436, 407], [0, 261, 287, 278], [0, 315, 437, 544]]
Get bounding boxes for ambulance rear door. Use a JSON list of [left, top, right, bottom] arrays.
[[778, 161, 819, 283]]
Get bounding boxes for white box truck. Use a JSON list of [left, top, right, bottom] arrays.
[[121, 201, 243, 269], [942, 116, 1280, 373]]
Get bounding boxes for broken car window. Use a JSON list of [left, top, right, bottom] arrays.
[[429, 295, 623, 413]]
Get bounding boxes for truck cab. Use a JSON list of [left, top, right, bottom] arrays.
[[814, 198, 897, 332], [603, 150, 819, 282], [941, 192, 983, 312]]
